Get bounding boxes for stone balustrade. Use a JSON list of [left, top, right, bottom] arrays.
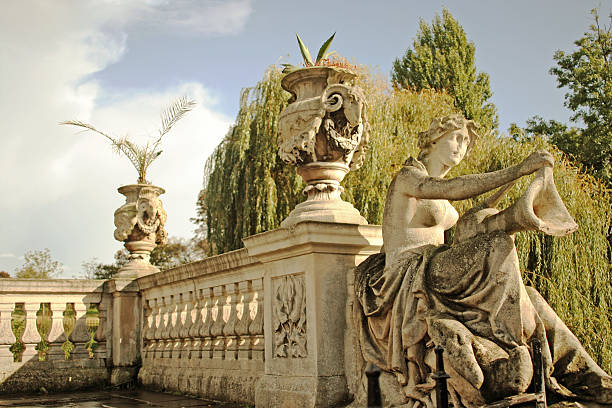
[[0, 222, 382, 406], [136, 248, 265, 403], [0, 279, 111, 393]]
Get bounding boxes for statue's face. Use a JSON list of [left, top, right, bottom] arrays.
[[429, 126, 470, 168]]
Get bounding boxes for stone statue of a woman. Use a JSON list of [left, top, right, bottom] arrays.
[[354, 114, 611, 406]]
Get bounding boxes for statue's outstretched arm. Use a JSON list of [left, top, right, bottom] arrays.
[[399, 150, 553, 201]]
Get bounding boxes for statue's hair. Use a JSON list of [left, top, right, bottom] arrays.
[[417, 114, 480, 161]]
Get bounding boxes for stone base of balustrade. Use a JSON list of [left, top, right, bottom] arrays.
[[138, 363, 262, 404], [255, 374, 350, 407], [0, 346, 109, 394]]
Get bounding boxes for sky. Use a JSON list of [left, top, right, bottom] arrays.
[[1, 0, 608, 278]]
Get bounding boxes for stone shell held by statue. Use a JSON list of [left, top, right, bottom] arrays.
[[277, 66, 369, 170]]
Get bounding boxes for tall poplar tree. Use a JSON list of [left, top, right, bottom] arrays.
[[391, 8, 498, 131]]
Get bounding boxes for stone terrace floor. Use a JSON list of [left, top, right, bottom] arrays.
[[0, 390, 248, 408]]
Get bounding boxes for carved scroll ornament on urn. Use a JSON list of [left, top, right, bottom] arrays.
[[278, 66, 369, 227]]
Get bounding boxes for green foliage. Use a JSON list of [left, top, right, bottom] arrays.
[[82, 236, 203, 279], [81, 257, 120, 280], [391, 8, 498, 132], [149, 237, 203, 270], [199, 64, 611, 371], [61, 96, 196, 184], [15, 248, 63, 279], [202, 68, 301, 255], [521, 10, 612, 185]]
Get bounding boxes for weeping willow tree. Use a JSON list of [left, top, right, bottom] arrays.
[[201, 69, 303, 255], [199, 66, 611, 371]]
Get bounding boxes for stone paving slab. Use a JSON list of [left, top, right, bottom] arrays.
[[0, 390, 248, 408]]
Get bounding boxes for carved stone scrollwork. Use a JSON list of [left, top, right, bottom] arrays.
[[114, 184, 167, 277], [278, 66, 369, 227], [272, 274, 307, 358]]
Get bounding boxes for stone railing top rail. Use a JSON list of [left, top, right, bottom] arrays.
[[0, 278, 107, 294], [136, 248, 258, 291]]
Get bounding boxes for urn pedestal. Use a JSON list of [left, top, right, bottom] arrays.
[[277, 66, 369, 228], [113, 184, 168, 278]]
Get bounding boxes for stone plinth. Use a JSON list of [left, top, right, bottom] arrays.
[[108, 278, 141, 386], [243, 221, 382, 407]]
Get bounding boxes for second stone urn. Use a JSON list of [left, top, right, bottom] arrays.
[[113, 184, 168, 278], [278, 66, 369, 227]]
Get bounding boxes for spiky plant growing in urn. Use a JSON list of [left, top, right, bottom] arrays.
[[61, 96, 196, 184], [281, 33, 342, 73]]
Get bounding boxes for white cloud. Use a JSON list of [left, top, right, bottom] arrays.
[[0, 254, 16, 259], [135, 0, 253, 35], [0, 1, 234, 277]]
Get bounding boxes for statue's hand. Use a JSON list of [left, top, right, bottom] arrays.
[[520, 150, 554, 175]]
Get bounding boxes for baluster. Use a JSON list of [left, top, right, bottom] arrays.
[[223, 283, 239, 360], [21, 302, 41, 360], [199, 288, 213, 360], [210, 286, 225, 360], [180, 291, 193, 339], [62, 303, 76, 360], [177, 291, 193, 393], [189, 289, 203, 339], [142, 298, 153, 357], [170, 294, 181, 366], [149, 298, 160, 362], [85, 303, 100, 359], [236, 281, 253, 360], [146, 298, 161, 386], [71, 301, 90, 357], [161, 297, 173, 359], [0, 302, 15, 345], [168, 294, 178, 339], [94, 298, 109, 359], [48, 302, 65, 360], [249, 278, 264, 361], [9, 303, 26, 362], [22, 302, 40, 340], [188, 290, 202, 368], [154, 298, 167, 360], [180, 291, 194, 365], [35, 303, 52, 361]]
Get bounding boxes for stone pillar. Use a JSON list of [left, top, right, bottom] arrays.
[[244, 221, 382, 407], [108, 278, 141, 386]]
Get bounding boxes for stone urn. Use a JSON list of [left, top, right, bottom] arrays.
[[278, 66, 369, 227], [113, 184, 168, 278]]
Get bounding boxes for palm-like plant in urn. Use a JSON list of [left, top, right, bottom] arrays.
[[62, 97, 195, 277], [279, 34, 369, 227]]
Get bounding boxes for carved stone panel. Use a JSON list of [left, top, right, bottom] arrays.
[[272, 274, 306, 358]]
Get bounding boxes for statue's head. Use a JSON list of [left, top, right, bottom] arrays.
[[417, 114, 479, 163]]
